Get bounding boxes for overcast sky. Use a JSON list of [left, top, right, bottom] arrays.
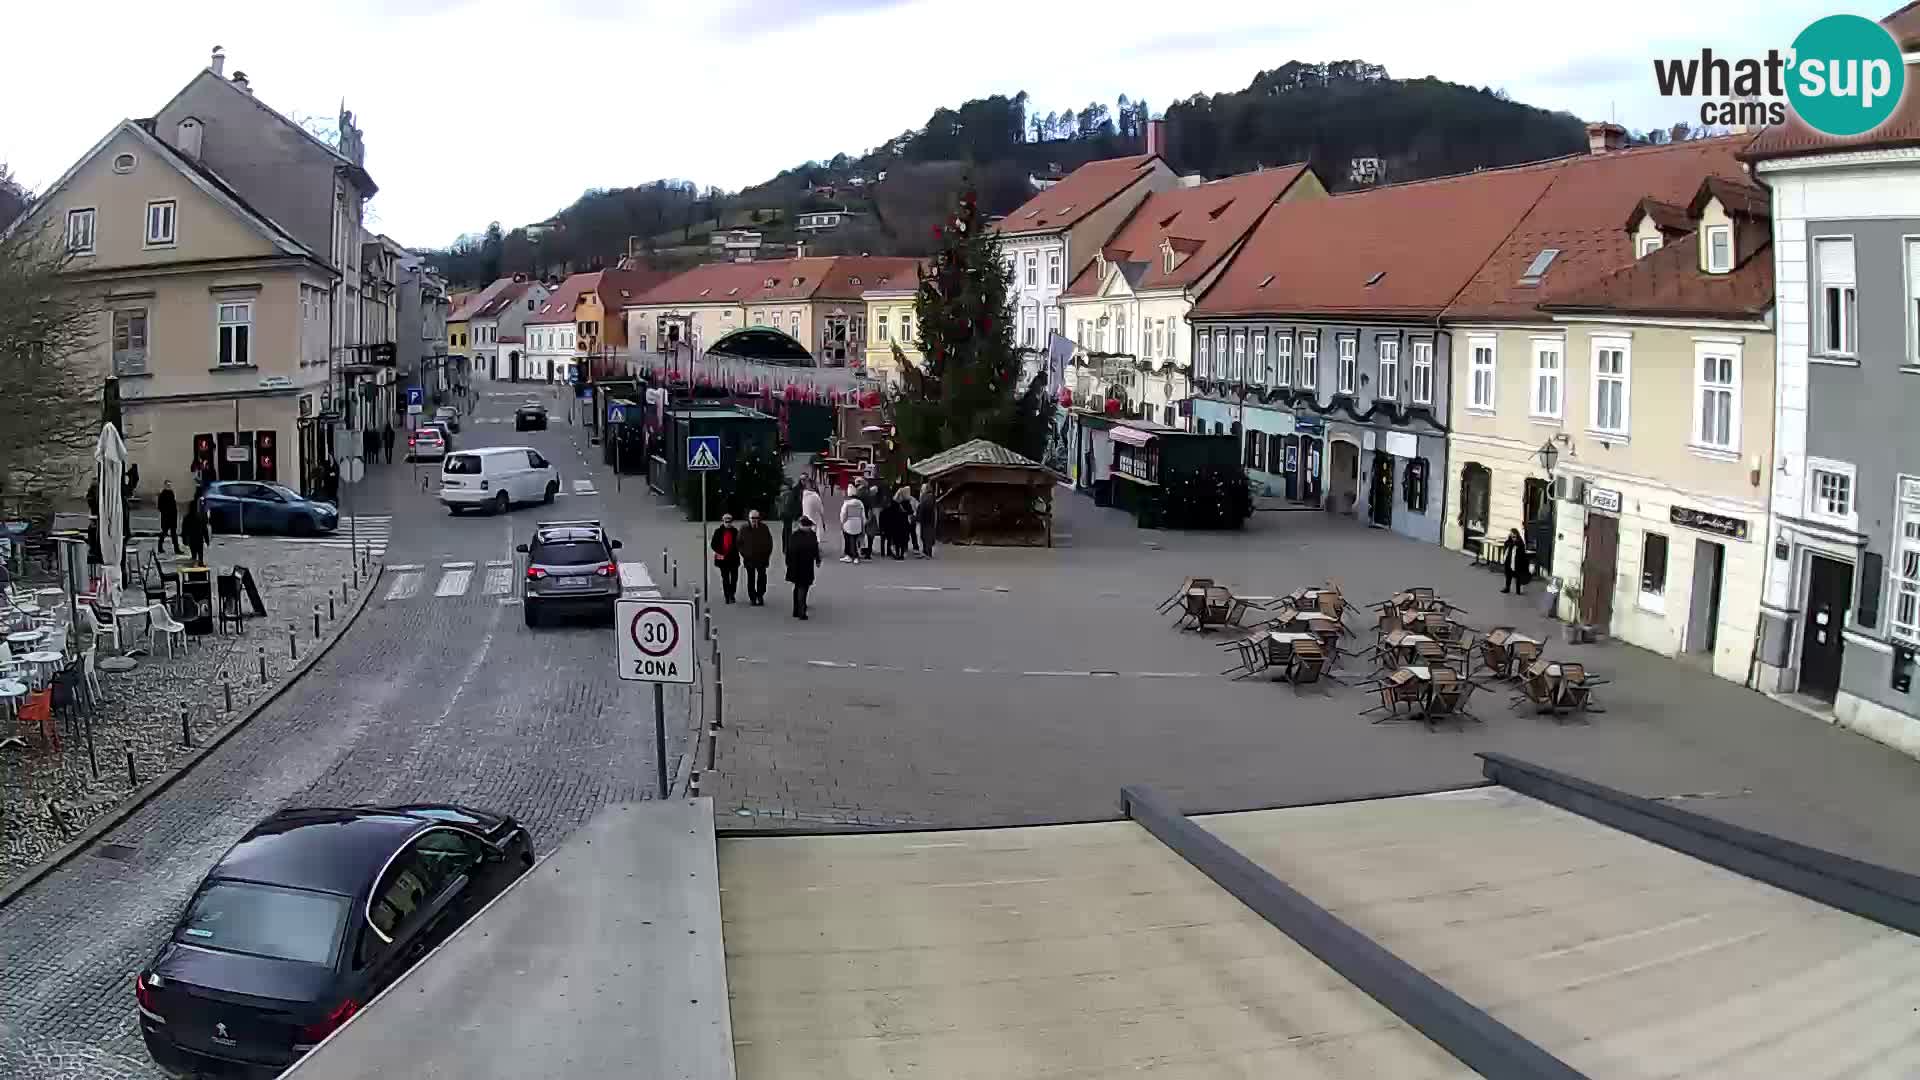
[[1, 0, 1843, 250]]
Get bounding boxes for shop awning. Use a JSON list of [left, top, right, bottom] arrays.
[[1110, 426, 1155, 448]]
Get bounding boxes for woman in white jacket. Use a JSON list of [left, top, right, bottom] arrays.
[[838, 493, 866, 563]]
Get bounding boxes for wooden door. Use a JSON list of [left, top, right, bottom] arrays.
[[1799, 555, 1853, 702], [1580, 512, 1618, 629]]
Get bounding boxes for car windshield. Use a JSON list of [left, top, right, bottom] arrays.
[[443, 454, 482, 475], [176, 881, 350, 967], [417, 429, 442, 442], [534, 540, 608, 566]]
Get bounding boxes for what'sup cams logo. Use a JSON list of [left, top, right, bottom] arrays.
[[1654, 14, 1907, 136]]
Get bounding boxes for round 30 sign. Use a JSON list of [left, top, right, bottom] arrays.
[[616, 598, 694, 683]]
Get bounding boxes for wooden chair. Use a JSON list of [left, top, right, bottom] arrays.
[[1363, 675, 1426, 723], [1287, 640, 1332, 691], [1556, 664, 1609, 714], [1159, 577, 1212, 615], [1510, 664, 1559, 715], [1424, 670, 1482, 727], [217, 573, 246, 635]]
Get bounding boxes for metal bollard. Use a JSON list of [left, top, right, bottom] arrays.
[[661, 548, 668, 579], [127, 751, 137, 788], [288, 625, 298, 663], [671, 559, 678, 589], [329, 594, 336, 621], [258, 645, 267, 683], [180, 705, 192, 748], [706, 720, 719, 771], [712, 648, 724, 730], [223, 675, 233, 715], [313, 604, 322, 639]]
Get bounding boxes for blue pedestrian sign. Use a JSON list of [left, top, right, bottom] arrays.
[[406, 385, 424, 415], [687, 435, 721, 471], [608, 404, 627, 425]]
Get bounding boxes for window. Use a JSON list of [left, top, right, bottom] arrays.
[[1252, 333, 1267, 383], [1637, 234, 1662, 257], [1275, 333, 1293, 385], [1410, 340, 1433, 404], [1214, 331, 1229, 380], [1893, 477, 1920, 645], [901, 311, 914, 341], [1705, 225, 1732, 273], [1909, 239, 1920, 364], [1337, 336, 1357, 394], [1299, 334, 1318, 388], [1591, 338, 1629, 435], [1047, 308, 1060, 342], [1232, 332, 1246, 381], [217, 301, 253, 366], [145, 200, 176, 246], [1075, 319, 1086, 346], [1047, 250, 1061, 285], [1116, 318, 1127, 355], [1530, 339, 1562, 419], [1377, 339, 1399, 400], [1403, 457, 1428, 513], [1693, 345, 1740, 452], [876, 313, 889, 341], [1197, 332, 1211, 378], [1024, 324, 1036, 347], [1468, 336, 1496, 410], [1519, 248, 1560, 284], [1640, 532, 1670, 611], [1807, 458, 1856, 527], [112, 309, 148, 375], [1025, 253, 1038, 286], [178, 882, 349, 967], [66, 208, 95, 254], [1816, 237, 1857, 356], [112, 152, 137, 174], [1154, 319, 1165, 358]]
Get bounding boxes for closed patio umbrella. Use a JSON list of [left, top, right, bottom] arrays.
[[93, 421, 127, 607]]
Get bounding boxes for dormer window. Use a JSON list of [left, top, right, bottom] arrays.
[[1704, 225, 1733, 273], [849, 276, 861, 286], [1637, 235, 1663, 258], [1519, 248, 1560, 285]]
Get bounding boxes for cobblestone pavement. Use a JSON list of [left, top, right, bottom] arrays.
[[1, 538, 365, 887], [0, 389, 691, 1079]]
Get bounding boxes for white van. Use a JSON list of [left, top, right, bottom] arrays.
[[441, 447, 559, 515]]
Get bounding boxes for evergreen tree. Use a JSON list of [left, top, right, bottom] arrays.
[[892, 187, 1054, 464]]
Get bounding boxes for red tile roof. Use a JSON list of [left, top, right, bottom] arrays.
[[471, 280, 533, 320], [631, 256, 920, 307], [1626, 197, 1694, 235], [1538, 222, 1773, 320], [528, 271, 602, 325], [600, 266, 675, 309], [448, 278, 518, 322], [992, 155, 1165, 237], [1443, 135, 1754, 321], [1744, 6, 1920, 160], [1062, 166, 1312, 299], [1885, 1, 1920, 48], [1193, 164, 1561, 319]]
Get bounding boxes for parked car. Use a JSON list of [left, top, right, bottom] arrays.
[[203, 482, 338, 536], [514, 402, 548, 432], [432, 405, 460, 434], [441, 447, 559, 515], [407, 426, 448, 462], [137, 804, 533, 1079], [518, 520, 622, 628]]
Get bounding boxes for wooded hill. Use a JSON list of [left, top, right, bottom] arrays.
[[427, 60, 1590, 287]]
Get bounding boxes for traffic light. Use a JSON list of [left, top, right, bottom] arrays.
[[193, 434, 215, 478], [253, 430, 277, 482]]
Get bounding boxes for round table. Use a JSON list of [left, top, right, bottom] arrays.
[[22, 650, 61, 688], [34, 588, 66, 608], [7, 629, 46, 648], [98, 655, 138, 673], [0, 679, 25, 741]]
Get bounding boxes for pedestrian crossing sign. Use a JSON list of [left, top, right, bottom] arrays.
[[687, 435, 721, 471]]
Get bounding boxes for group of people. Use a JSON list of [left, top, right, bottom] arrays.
[[828, 477, 936, 564], [710, 508, 822, 619]]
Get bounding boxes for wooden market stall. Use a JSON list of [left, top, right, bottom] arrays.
[[1079, 416, 1245, 529], [909, 439, 1060, 547]]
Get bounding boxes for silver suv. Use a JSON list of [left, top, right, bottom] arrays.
[[517, 520, 623, 628]]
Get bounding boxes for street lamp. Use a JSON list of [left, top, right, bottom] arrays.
[[1535, 439, 1559, 472]]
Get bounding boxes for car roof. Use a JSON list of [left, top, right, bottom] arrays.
[[453, 446, 534, 458], [210, 808, 437, 896], [532, 520, 607, 545]]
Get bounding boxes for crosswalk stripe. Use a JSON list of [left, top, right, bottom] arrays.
[[384, 571, 422, 600], [435, 569, 472, 597], [571, 480, 597, 495], [483, 567, 513, 596], [261, 515, 392, 556], [618, 561, 655, 591]]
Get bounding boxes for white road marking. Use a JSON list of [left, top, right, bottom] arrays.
[[618, 562, 655, 591], [385, 563, 423, 572], [383, 572, 422, 600], [571, 479, 597, 495], [435, 569, 472, 597], [486, 559, 513, 567], [864, 584, 949, 592], [442, 560, 476, 569], [482, 568, 513, 596], [498, 597, 521, 606]]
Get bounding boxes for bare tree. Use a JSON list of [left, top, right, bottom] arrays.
[[0, 217, 104, 513]]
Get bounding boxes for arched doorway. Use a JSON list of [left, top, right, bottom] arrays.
[[1328, 439, 1360, 515]]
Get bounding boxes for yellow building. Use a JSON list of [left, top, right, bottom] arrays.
[[861, 280, 921, 386]]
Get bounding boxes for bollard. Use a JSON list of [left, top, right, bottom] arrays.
[[223, 675, 233, 715], [127, 751, 137, 788], [671, 559, 678, 589], [288, 624, 298, 663], [258, 645, 267, 683], [712, 648, 724, 730], [689, 770, 701, 798], [329, 594, 336, 621], [314, 604, 322, 639], [661, 547, 668, 579], [706, 720, 719, 771], [180, 705, 192, 748]]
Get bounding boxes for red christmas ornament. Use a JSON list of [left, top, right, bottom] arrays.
[[933, 226, 943, 238]]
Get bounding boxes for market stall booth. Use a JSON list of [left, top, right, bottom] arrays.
[[909, 439, 1060, 548]]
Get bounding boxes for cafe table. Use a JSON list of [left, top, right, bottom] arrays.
[[7, 628, 46, 649], [22, 650, 62, 689]]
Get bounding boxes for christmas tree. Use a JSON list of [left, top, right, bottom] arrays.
[[892, 187, 1055, 464]]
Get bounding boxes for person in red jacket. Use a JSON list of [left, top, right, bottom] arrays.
[[710, 514, 741, 604]]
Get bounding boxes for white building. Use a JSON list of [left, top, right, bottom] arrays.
[[468, 278, 549, 381]]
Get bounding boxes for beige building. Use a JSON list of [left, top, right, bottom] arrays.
[[9, 118, 335, 494], [624, 256, 918, 367], [1448, 174, 1776, 683], [861, 280, 921, 386]]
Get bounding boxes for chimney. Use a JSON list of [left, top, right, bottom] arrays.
[[210, 45, 226, 77], [1145, 118, 1167, 157], [1586, 122, 1628, 154], [231, 71, 251, 94], [176, 117, 204, 161]]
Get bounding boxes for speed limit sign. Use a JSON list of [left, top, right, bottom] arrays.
[[616, 598, 695, 683]]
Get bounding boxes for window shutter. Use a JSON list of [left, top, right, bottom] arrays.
[[1859, 550, 1883, 628], [1818, 239, 1856, 285]]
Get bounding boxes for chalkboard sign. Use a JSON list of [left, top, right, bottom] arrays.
[[1670, 504, 1750, 542]]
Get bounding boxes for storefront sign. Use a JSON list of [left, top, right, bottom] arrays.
[[1671, 504, 1750, 541], [1585, 486, 1622, 514], [1293, 415, 1324, 434], [1383, 431, 1418, 459], [258, 375, 293, 390]]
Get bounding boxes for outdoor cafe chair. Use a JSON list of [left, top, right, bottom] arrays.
[[17, 687, 57, 751], [1423, 670, 1482, 727], [1286, 639, 1333, 691], [146, 602, 187, 659], [1159, 577, 1213, 615], [1554, 663, 1610, 715], [1361, 672, 1427, 723]]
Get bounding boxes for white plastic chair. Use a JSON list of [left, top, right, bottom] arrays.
[[82, 605, 121, 653], [147, 602, 186, 658]]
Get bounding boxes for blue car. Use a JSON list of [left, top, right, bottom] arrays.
[[204, 481, 339, 536]]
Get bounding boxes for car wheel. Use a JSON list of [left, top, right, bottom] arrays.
[[544, 481, 558, 504], [523, 604, 539, 628], [494, 492, 510, 515]]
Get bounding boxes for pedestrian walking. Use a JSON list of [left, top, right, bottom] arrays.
[[323, 458, 342, 504], [710, 513, 742, 604], [879, 495, 908, 560], [740, 509, 773, 606], [779, 480, 801, 555], [839, 492, 866, 563], [157, 481, 181, 554], [786, 515, 821, 619], [363, 426, 380, 464], [1501, 528, 1532, 595], [859, 479, 884, 560], [381, 422, 396, 465], [801, 482, 827, 553], [183, 499, 208, 566], [916, 489, 937, 558], [900, 485, 920, 554]]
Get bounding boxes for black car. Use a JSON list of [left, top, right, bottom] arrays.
[[514, 402, 548, 431], [138, 804, 534, 1078], [518, 519, 622, 627]]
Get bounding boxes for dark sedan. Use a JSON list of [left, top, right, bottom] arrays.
[[138, 804, 534, 1078], [514, 402, 548, 431], [204, 482, 338, 537]]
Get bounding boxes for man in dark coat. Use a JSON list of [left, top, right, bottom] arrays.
[[324, 459, 341, 504], [916, 489, 937, 558], [381, 423, 396, 465], [739, 509, 774, 606], [1501, 528, 1532, 595], [785, 515, 822, 619], [778, 481, 801, 555], [858, 479, 884, 559], [183, 499, 208, 566], [157, 480, 180, 554], [710, 514, 742, 604]]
